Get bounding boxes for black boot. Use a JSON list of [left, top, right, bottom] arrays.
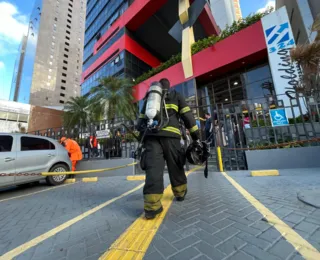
[[176, 188, 187, 202], [145, 206, 163, 220]]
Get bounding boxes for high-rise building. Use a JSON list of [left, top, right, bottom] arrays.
[[276, 0, 320, 44], [9, 35, 27, 101], [11, 0, 87, 106], [209, 0, 242, 31], [81, 0, 220, 98]]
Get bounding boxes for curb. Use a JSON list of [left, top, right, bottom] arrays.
[[65, 179, 76, 183], [126, 175, 146, 181], [251, 170, 279, 177], [82, 177, 98, 182]]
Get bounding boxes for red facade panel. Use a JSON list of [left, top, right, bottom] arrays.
[[82, 35, 161, 83], [133, 21, 267, 101]]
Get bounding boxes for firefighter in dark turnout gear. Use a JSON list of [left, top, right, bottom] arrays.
[[137, 78, 200, 219]]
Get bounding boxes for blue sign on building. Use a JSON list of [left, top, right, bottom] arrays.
[[270, 108, 289, 127]]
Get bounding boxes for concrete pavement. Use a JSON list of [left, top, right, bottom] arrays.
[[0, 168, 319, 260]]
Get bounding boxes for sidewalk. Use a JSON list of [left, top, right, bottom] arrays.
[[144, 169, 320, 260]]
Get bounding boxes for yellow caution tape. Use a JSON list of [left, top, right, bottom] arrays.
[[41, 162, 138, 176]]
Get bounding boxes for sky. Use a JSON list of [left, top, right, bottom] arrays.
[[0, 0, 276, 101]]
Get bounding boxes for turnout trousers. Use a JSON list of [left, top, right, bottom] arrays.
[[143, 136, 187, 212]]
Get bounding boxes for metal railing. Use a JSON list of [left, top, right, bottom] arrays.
[[192, 93, 320, 170]]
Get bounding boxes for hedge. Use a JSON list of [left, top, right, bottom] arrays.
[[135, 9, 273, 84]]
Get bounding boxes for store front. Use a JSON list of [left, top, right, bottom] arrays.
[[197, 62, 275, 115]]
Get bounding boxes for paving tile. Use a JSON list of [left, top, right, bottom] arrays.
[[144, 250, 165, 260], [258, 228, 282, 243], [294, 221, 319, 234], [172, 235, 201, 250], [284, 214, 305, 224], [268, 239, 296, 259], [194, 230, 222, 247], [212, 219, 234, 229], [195, 241, 226, 260], [226, 251, 255, 260], [169, 247, 200, 260], [153, 237, 178, 258], [175, 225, 202, 239], [195, 220, 219, 234], [214, 226, 240, 241], [216, 236, 246, 255], [236, 232, 271, 250], [242, 244, 281, 260], [232, 222, 261, 236]]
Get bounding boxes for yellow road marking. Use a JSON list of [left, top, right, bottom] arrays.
[[221, 172, 320, 260], [99, 166, 203, 260], [126, 175, 146, 181], [251, 170, 279, 177], [65, 179, 76, 183], [0, 182, 76, 203], [0, 183, 144, 260], [82, 177, 98, 182]]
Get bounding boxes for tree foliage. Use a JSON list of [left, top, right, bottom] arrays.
[[90, 77, 137, 121]]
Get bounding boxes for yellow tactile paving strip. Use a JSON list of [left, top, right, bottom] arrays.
[[99, 166, 203, 260]]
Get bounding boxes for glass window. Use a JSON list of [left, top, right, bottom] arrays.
[[18, 114, 28, 123], [0, 111, 7, 120], [21, 137, 55, 151], [0, 135, 13, 152], [7, 112, 18, 121]]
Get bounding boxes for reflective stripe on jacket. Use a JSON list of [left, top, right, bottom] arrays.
[[137, 90, 200, 140]]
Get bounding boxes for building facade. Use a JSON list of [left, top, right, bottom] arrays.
[[209, 0, 242, 31], [276, 0, 320, 44], [0, 99, 63, 133], [81, 0, 219, 97], [11, 0, 87, 107], [9, 36, 28, 102]]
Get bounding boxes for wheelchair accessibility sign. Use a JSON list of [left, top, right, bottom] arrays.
[[270, 108, 289, 127]]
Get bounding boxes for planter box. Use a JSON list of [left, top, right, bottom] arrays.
[[245, 146, 320, 170]]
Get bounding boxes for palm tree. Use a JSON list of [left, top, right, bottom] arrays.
[[63, 96, 100, 130], [290, 14, 320, 100], [90, 76, 137, 122]]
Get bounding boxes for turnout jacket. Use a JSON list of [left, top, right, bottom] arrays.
[[137, 90, 200, 140]]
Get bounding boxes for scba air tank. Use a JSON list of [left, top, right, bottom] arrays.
[[145, 82, 163, 122]]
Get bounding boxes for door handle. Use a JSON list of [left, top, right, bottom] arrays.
[[5, 157, 15, 162], [48, 154, 55, 157]]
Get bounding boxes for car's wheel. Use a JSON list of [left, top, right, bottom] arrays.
[[46, 164, 68, 186]]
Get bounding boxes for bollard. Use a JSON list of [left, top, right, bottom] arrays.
[[217, 146, 224, 172]]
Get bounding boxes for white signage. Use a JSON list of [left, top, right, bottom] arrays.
[[261, 7, 306, 116]]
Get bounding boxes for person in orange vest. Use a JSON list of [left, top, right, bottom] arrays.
[[60, 137, 83, 171]]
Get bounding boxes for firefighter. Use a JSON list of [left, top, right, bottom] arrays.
[[60, 137, 83, 171], [137, 78, 201, 219]]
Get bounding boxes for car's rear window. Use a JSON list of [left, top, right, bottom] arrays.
[[21, 137, 55, 151]]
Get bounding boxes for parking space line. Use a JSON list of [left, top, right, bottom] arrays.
[[99, 166, 203, 260], [0, 183, 144, 260], [221, 172, 320, 260], [0, 182, 77, 203]]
